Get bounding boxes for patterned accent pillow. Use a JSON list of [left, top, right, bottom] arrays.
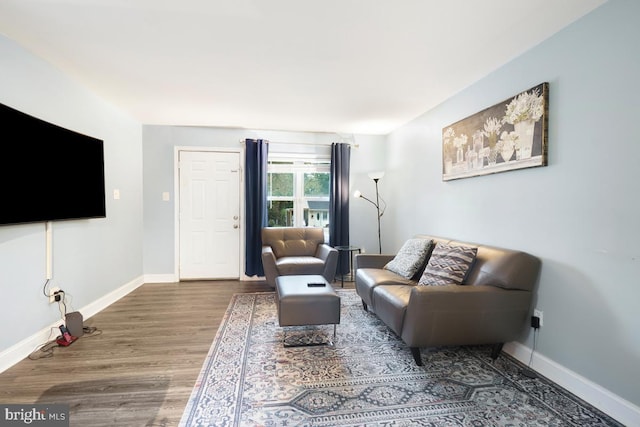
[[418, 243, 477, 286], [384, 238, 433, 279]]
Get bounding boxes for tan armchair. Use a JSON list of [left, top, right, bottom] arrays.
[[261, 227, 338, 287]]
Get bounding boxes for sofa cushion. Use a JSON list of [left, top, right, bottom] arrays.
[[371, 285, 414, 336], [418, 243, 477, 286], [383, 238, 433, 279], [355, 267, 414, 312]]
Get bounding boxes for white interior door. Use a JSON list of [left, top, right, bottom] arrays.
[[179, 150, 241, 279]]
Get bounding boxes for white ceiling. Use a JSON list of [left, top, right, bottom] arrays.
[[0, 0, 606, 135]]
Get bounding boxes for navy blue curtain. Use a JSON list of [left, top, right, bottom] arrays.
[[244, 139, 269, 277], [329, 143, 351, 275]]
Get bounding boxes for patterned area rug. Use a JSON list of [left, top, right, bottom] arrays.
[[180, 290, 621, 426]]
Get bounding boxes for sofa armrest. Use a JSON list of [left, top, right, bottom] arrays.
[[401, 285, 532, 347], [261, 246, 278, 287], [354, 254, 395, 270]]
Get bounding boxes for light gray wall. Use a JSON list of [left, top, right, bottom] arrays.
[[380, 0, 639, 407], [349, 137, 388, 254], [0, 35, 143, 352], [142, 125, 385, 275]]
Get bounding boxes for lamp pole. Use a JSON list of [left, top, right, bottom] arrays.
[[354, 174, 384, 254], [373, 178, 382, 254]]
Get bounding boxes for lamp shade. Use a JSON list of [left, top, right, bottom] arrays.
[[353, 190, 362, 198], [368, 171, 385, 180]]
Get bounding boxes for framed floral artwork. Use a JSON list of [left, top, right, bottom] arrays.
[[442, 82, 548, 181]]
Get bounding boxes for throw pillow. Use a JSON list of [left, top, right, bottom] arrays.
[[418, 243, 477, 286], [384, 238, 433, 279]]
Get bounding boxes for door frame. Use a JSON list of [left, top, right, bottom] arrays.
[[173, 146, 246, 280]]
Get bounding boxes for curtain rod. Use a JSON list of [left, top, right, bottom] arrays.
[[239, 139, 358, 148]]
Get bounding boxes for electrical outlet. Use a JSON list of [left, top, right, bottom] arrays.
[[49, 287, 61, 304], [534, 309, 544, 327]]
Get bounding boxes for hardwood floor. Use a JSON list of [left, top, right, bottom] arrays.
[[0, 280, 307, 426]]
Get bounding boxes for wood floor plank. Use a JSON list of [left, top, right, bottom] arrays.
[[0, 279, 351, 426]]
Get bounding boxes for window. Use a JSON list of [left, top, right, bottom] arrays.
[[267, 156, 330, 229]]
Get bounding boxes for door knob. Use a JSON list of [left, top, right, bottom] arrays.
[[233, 215, 239, 220], [233, 224, 239, 229]]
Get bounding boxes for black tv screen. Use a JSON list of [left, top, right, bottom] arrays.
[[0, 102, 106, 226]]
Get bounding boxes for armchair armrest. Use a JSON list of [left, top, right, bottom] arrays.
[[315, 243, 337, 261], [316, 243, 338, 282], [354, 254, 395, 270], [261, 246, 279, 287]]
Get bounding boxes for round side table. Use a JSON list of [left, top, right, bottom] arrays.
[[334, 245, 361, 287]]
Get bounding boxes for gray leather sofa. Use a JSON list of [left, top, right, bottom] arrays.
[[261, 227, 338, 287], [355, 235, 541, 365]]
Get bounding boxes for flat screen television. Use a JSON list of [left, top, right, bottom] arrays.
[[0, 102, 106, 226]]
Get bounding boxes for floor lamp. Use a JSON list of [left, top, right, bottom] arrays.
[[354, 171, 386, 254]]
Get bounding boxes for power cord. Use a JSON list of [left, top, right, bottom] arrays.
[[82, 326, 102, 337], [57, 292, 68, 318], [31, 284, 103, 359], [29, 327, 60, 360], [521, 327, 539, 379], [42, 278, 51, 298], [29, 325, 103, 361], [54, 291, 103, 337]]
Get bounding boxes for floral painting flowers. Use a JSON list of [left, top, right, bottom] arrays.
[[503, 88, 544, 125], [442, 82, 548, 181], [483, 117, 503, 148], [443, 127, 455, 158]]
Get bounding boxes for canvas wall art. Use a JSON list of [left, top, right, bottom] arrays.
[[442, 82, 548, 181]]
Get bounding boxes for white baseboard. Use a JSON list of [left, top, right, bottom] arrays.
[[77, 275, 145, 320], [0, 275, 145, 374], [143, 273, 179, 284], [242, 274, 266, 281], [504, 341, 640, 426], [142, 274, 263, 283]]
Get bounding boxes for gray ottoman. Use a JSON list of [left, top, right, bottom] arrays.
[[275, 275, 341, 346]]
